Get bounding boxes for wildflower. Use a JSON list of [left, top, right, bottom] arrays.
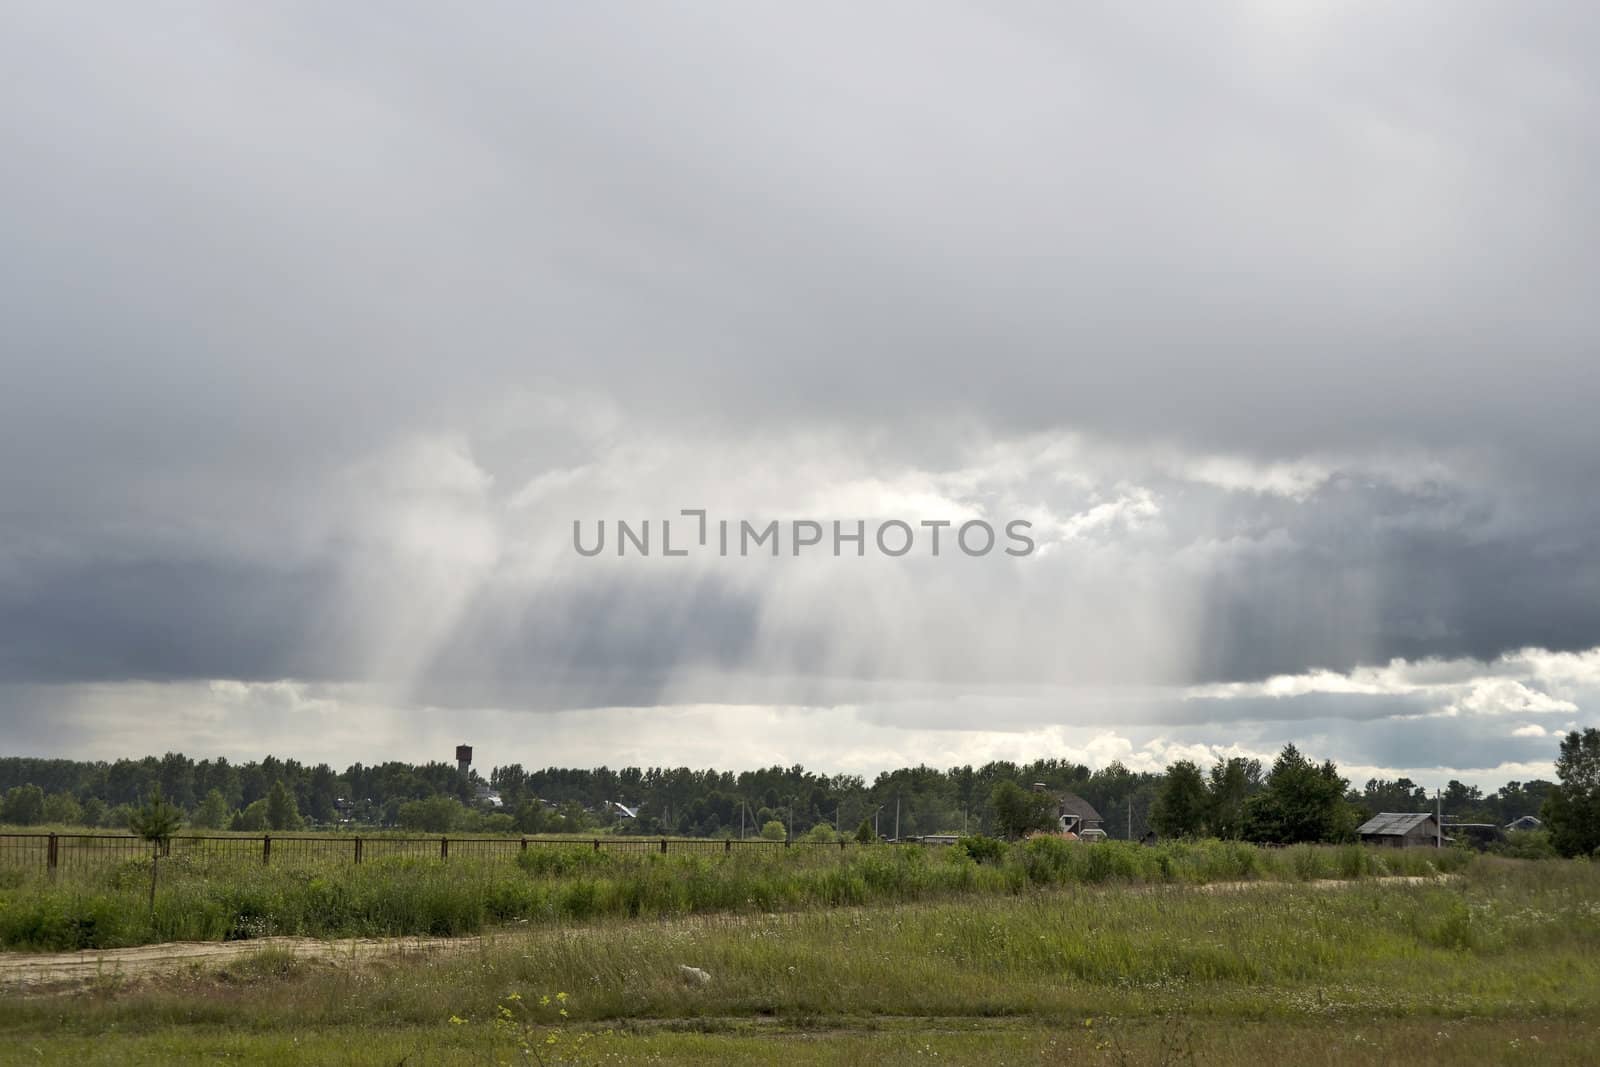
[[449, 1015, 466, 1025], [556, 991, 569, 1002]]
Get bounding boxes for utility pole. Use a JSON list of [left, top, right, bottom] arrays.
[[894, 796, 900, 841], [1436, 789, 1442, 848], [740, 800, 746, 841]]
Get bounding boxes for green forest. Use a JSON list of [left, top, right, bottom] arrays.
[[7, 730, 1594, 856]]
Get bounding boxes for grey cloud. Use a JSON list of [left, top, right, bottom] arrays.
[[2, 3, 1600, 767]]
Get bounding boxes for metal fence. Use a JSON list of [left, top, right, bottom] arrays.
[[0, 832, 866, 874]]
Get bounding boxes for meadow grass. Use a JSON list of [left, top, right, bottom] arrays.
[[0, 856, 1595, 1064], [0, 838, 1468, 951]]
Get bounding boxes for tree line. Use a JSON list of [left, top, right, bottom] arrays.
[[1, 731, 1594, 856]]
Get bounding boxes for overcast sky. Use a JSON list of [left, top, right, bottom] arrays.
[[3, 3, 1598, 788]]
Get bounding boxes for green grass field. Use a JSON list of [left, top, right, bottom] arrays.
[[1, 837, 1467, 950], [2, 846, 1596, 1064]]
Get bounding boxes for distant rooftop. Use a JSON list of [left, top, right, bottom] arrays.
[[1356, 812, 1436, 836]]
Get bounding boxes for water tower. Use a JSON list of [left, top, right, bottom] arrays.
[[455, 744, 473, 776]]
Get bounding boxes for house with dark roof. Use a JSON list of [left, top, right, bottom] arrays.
[[1058, 792, 1104, 835], [1031, 783, 1104, 836], [1356, 811, 1443, 848]]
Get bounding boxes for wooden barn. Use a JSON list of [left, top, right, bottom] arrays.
[[1356, 811, 1443, 848]]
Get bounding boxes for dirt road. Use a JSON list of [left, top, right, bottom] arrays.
[[0, 934, 482, 990]]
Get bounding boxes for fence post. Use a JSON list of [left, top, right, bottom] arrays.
[[520, 837, 528, 853], [725, 838, 732, 854], [47, 832, 58, 875], [593, 838, 600, 852], [440, 836, 449, 861], [262, 834, 271, 865], [354, 836, 363, 865], [840, 837, 846, 851], [660, 837, 668, 854]]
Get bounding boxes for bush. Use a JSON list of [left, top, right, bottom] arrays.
[[957, 835, 1007, 865], [476, 812, 517, 834], [232, 799, 269, 832], [42, 793, 81, 826], [398, 796, 467, 833], [1494, 829, 1559, 860]]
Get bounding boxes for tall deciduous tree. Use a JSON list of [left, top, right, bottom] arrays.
[[1207, 757, 1259, 839], [265, 781, 303, 831], [1543, 728, 1600, 858], [1244, 745, 1356, 844], [1, 784, 46, 825], [1151, 760, 1208, 838], [191, 788, 231, 830], [989, 781, 1057, 840]]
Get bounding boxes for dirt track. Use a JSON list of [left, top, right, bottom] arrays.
[[0, 934, 482, 990]]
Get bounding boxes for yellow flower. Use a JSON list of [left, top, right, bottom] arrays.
[[556, 992, 569, 1002], [448, 1015, 466, 1025]]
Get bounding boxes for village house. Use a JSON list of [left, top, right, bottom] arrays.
[[1031, 783, 1105, 837]]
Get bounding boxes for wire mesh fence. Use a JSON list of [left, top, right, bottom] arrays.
[[0, 832, 874, 875]]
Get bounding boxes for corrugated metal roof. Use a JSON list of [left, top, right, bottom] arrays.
[[1356, 812, 1436, 836]]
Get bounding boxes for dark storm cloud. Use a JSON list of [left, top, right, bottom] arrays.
[[0, 548, 767, 706], [1, 0, 1599, 754], [0, 557, 341, 684], [1192, 479, 1600, 681]]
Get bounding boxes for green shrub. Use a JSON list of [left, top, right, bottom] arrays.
[[957, 835, 1006, 865], [1495, 829, 1559, 860]]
